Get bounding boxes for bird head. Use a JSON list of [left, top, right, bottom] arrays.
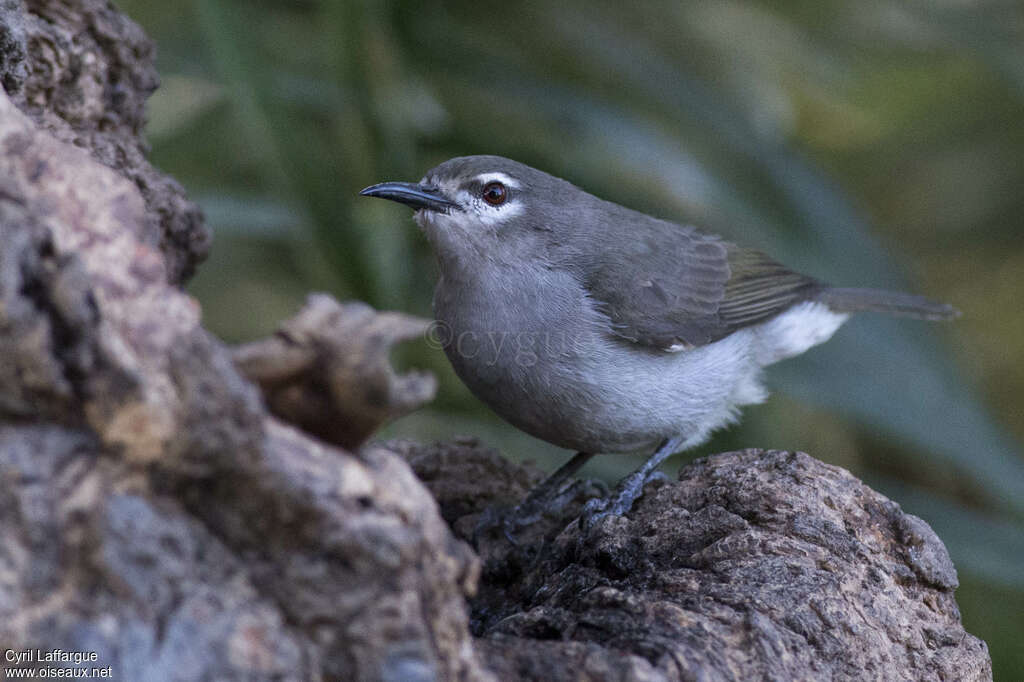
[[361, 155, 587, 269]]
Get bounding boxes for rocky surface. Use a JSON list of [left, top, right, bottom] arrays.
[[399, 441, 992, 681], [0, 2, 486, 680], [233, 294, 438, 450], [0, 0, 208, 283]]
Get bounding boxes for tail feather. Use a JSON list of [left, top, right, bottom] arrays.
[[817, 287, 959, 321]]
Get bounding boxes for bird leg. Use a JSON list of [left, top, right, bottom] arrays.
[[511, 450, 597, 523], [473, 450, 598, 545], [580, 435, 685, 529]]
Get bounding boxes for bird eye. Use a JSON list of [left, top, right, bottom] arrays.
[[481, 181, 508, 206]]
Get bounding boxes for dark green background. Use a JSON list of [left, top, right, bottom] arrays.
[[118, 0, 1024, 675]]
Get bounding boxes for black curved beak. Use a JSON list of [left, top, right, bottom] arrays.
[[359, 182, 456, 213]]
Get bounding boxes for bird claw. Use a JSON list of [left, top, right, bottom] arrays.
[[579, 468, 668, 531], [578, 488, 638, 531], [579, 496, 615, 531], [645, 470, 670, 485], [472, 478, 602, 547], [471, 505, 524, 547]]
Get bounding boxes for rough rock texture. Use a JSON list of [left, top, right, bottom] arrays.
[[398, 441, 993, 682], [0, 2, 488, 679], [0, 0, 208, 283], [233, 294, 438, 450], [0, 1, 992, 681]]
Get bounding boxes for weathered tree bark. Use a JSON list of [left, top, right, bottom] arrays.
[[0, 1, 992, 681], [397, 441, 992, 681], [0, 2, 484, 680]]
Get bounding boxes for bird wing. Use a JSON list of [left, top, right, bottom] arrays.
[[580, 221, 821, 350]]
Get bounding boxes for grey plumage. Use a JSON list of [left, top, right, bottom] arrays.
[[361, 155, 957, 504], [818, 287, 957, 320]]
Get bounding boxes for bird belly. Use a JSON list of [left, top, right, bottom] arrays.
[[437, 286, 767, 454], [552, 330, 766, 453]]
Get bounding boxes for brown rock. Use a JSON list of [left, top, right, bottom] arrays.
[[399, 442, 993, 681], [0, 0, 208, 283], [0, 2, 489, 679], [233, 295, 437, 450]]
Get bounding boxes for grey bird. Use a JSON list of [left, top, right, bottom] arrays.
[[360, 155, 957, 527]]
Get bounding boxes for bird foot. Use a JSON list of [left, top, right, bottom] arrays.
[[472, 477, 607, 547], [579, 470, 668, 531], [471, 505, 522, 546]]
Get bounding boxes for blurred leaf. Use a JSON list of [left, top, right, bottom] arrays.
[[146, 74, 224, 142], [192, 0, 291, 191], [776, 323, 1024, 519], [194, 192, 307, 237], [901, 0, 1024, 96]]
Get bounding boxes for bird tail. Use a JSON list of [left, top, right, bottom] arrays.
[[817, 287, 959, 321]]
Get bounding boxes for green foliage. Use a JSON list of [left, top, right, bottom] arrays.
[[120, 0, 1024, 675]]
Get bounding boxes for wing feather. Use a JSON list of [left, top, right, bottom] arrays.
[[579, 218, 821, 350]]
